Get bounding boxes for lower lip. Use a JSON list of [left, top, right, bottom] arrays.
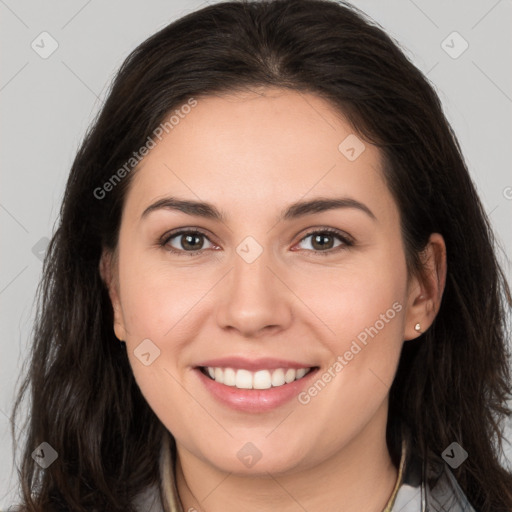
[[195, 367, 319, 413]]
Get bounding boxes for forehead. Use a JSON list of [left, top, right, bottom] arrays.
[[124, 87, 395, 224]]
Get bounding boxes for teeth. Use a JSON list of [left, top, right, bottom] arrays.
[[284, 368, 296, 383], [214, 367, 224, 384], [253, 370, 272, 389], [296, 368, 308, 379], [203, 366, 312, 389], [236, 369, 253, 389], [223, 367, 236, 386], [271, 368, 285, 387]]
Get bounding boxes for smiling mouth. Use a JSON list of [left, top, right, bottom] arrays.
[[199, 366, 318, 390]]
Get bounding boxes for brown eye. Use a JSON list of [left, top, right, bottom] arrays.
[[162, 230, 215, 254], [295, 228, 353, 255], [310, 233, 336, 250]]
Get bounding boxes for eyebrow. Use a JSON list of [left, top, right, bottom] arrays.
[[140, 196, 376, 222]]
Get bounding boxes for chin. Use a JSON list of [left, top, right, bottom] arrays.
[[195, 439, 309, 476]]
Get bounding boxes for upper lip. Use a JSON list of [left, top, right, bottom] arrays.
[[195, 357, 316, 371]]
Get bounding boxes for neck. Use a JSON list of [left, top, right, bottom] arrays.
[[175, 404, 398, 512]]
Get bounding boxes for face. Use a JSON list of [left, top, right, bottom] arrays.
[[103, 87, 428, 475]]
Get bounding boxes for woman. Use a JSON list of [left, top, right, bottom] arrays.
[[9, 0, 512, 511]]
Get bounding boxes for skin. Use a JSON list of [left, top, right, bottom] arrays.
[[101, 87, 446, 512]]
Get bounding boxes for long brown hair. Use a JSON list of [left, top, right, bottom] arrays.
[[10, 0, 512, 510]]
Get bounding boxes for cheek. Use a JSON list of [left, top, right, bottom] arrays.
[[294, 246, 407, 414], [117, 252, 204, 340], [116, 255, 203, 428], [293, 244, 407, 413], [293, 245, 407, 351], [116, 251, 221, 411]]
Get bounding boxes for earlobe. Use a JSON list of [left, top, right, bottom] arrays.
[[99, 250, 127, 341], [404, 233, 447, 340]]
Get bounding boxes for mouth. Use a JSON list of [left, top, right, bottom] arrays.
[[198, 365, 316, 390], [193, 360, 320, 413]]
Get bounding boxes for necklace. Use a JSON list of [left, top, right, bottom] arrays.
[[383, 438, 407, 511]]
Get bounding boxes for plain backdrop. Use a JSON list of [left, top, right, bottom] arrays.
[[1, 0, 511, 508]]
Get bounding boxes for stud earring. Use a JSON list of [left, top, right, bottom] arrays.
[[414, 323, 422, 333]]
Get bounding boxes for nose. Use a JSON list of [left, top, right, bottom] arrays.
[[215, 245, 293, 338]]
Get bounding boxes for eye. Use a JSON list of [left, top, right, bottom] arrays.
[[294, 228, 353, 255], [160, 229, 216, 255], [159, 227, 353, 257]]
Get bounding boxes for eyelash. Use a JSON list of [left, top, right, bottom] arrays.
[[159, 227, 354, 257]]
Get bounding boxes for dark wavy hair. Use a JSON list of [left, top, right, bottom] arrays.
[[10, 0, 512, 510]]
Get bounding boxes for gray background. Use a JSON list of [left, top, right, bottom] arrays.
[[1, 0, 511, 508]]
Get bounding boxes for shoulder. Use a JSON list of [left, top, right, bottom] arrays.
[[392, 449, 478, 512], [426, 461, 478, 512]]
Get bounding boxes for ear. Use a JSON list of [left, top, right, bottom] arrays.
[[404, 233, 447, 340], [99, 249, 127, 341]]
